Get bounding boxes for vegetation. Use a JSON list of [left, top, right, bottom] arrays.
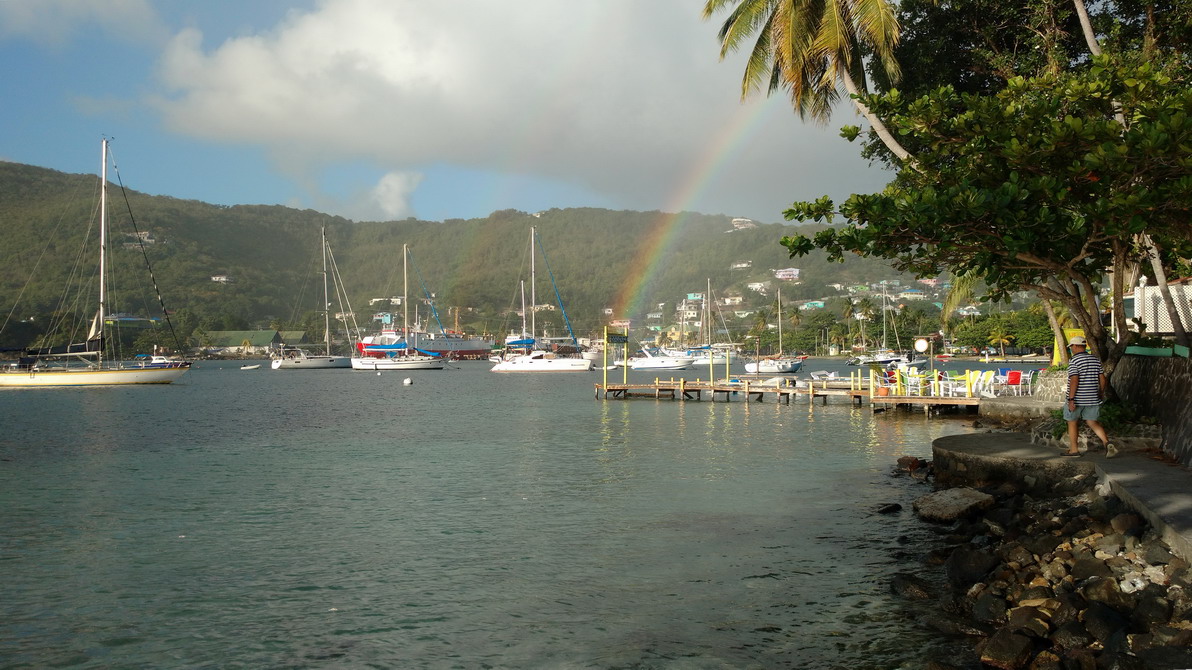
[[705, 0, 1192, 373], [0, 161, 938, 352]]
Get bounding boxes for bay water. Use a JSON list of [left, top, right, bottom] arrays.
[[0, 361, 985, 669]]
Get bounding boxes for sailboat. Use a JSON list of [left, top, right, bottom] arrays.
[[352, 244, 444, 370], [272, 227, 351, 369], [491, 227, 593, 372], [745, 288, 804, 374], [0, 139, 191, 386]]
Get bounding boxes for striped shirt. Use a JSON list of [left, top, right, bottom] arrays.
[[1067, 351, 1103, 405]]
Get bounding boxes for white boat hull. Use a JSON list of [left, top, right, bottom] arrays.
[[627, 357, 694, 371], [351, 356, 444, 371], [745, 358, 803, 374], [491, 354, 593, 372], [271, 355, 351, 369], [0, 364, 190, 386]]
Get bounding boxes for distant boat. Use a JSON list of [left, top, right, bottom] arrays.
[[744, 288, 802, 374], [622, 348, 694, 371], [491, 227, 593, 373], [0, 139, 191, 387], [272, 227, 351, 370], [352, 244, 444, 371], [240, 364, 261, 370]]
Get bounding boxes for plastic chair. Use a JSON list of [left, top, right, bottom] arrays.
[[1001, 369, 1023, 395]]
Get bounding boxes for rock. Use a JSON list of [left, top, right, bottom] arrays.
[[972, 591, 1009, 623], [1082, 601, 1129, 643], [875, 502, 902, 514], [1049, 620, 1093, 650], [1132, 593, 1172, 632], [890, 572, 934, 600], [945, 546, 999, 588], [1070, 554, 1114, 580], [913, 487, 996, 522], [1094, 533, 1124, 554], [1006, 605, 1051, 637], [1080, 576, 1136, 614], [979, 627, 1035, 670], [1109, 512, 1145, 535], [1024, 534, 1064, 556], [1027, 649, 1061, 670], [897, 455, 927, 472], [1143, 543, 1174, 565]]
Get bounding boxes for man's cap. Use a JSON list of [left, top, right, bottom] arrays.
[[1068, 336, 1087, 346]]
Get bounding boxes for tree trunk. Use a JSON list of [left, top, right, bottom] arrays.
[[840, 70, 913, 162], [1143, 234, 1190, 346], [1041, 299, 1069, 365]]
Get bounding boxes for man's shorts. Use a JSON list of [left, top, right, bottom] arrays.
[[1063, 404, 1101, 421]]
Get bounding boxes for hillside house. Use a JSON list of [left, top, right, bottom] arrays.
[[747, 282, 770, 294], [773, 268, 800, 281]]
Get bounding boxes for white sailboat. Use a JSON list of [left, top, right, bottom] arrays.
[[272, 227, 351, 369], [0, 139, 191, 387], [352, 244, 444, 371], [491, 227, 593, 372], [745, 288, 803, 374]]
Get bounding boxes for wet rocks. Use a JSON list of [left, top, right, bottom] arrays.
[[913, 486, 996, 522], [892, 484, 1192, 668]]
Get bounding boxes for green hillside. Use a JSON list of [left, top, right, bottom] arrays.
[[0, 160, 918, 344]]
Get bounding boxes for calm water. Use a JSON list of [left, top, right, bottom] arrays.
[[0, 360, 988, 669]]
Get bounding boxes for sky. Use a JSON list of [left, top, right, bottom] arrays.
[[0, 0, 893, 225]]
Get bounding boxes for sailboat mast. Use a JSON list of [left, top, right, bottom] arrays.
[[402, 244, 410, 349], [322, 227, 332, 355], [98, 139, 109, 364], [705, 278, 711, 346], [776, 288, 783, 356], [529, 226, 537, 340]]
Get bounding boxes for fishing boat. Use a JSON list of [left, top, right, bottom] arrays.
[[491, 227, 593, 372], [353, 244, 444, 371], [0, 139, 191, 387], [744, 288, 803, 374], [272, 227, 351, 370]]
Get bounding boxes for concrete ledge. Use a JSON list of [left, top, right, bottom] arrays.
[[933, 432, 1192, 560]]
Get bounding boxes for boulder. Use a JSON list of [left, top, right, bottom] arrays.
[[945, 546, 1000, 588], [979, 627, 1035, 670], [890, 572, 934, 600], [914, 487, 996, 522]]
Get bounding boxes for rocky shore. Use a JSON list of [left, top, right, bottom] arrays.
[[891, 456, 1192, 669]]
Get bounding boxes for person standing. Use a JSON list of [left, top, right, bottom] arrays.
[[1063, 336, 1118, 457]]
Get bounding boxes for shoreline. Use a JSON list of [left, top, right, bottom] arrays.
[[891, 451, 1192, 669]]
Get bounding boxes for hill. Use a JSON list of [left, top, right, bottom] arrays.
[[0, 160, 921, 342]]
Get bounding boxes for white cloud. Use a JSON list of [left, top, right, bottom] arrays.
[[146, 0, 891, 221], [368, 170, 423, 220]]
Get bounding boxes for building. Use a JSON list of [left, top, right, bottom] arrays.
[[731, 260, 753, 269], [747, 282, 770, 294], [730, 218, 757, 230], [210, 274, 234, 284], [774, 268, 801, 281], [200, 330, 284, 356], [1129, 278, 1192, 337]]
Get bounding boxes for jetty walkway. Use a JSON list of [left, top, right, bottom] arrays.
[[595, 369, 989, 411]]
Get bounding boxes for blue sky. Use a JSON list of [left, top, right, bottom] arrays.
[[1, 0, 892, 224]]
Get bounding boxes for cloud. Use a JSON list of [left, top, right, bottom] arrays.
[[147, 0, 890, 221], [368, 171, 423, 220]]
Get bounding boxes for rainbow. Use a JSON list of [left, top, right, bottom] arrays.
[[610, 99, 779, 322]]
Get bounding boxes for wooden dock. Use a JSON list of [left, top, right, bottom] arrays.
[[594, 375, 982, 412]]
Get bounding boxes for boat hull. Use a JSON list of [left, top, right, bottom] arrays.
[[491, 356, 593, 372], [271, 356, 351, 369], [745, 359, 803, 374], [351, 357, 444, 371], [0, 363, 190, 386]]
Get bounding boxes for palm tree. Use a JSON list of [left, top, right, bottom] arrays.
[[703, 0, 911, 160], [988, 329, 1014, 358]]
